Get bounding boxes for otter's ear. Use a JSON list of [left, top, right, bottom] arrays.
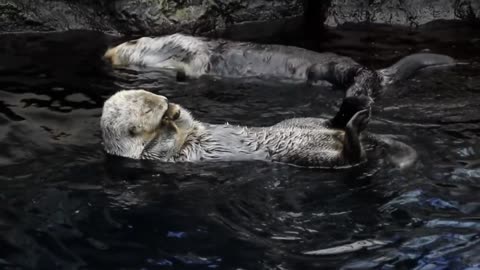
[[128, 125, 143, 136]]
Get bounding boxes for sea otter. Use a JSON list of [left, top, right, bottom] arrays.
[[101, 89, 381, 168], [104, 33, 455, 98]]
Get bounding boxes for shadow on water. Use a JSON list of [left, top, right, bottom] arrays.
[[0, 25, 480, 269]]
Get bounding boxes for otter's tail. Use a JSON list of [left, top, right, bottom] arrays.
[[377, 53, 455, 86], [364, 134, 418, 169]]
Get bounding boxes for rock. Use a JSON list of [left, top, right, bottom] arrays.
[[0, 0, 117, 33], [0, 0, 304, 39], [323, 0, 480, 27], [0, 0, 478, 35], [112, 0, 304, 39], [455, 0, 480, 21]]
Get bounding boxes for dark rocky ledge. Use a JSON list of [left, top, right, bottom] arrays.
[[0, 0, 304, 39], [0, 0, 478, 37], [321, 0, 480, 27]]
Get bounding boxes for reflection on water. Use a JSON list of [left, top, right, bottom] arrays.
[[0, 25, 480, 269]]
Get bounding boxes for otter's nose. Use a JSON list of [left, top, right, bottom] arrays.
[[102, 54, 110, 64], [159, 95, 168, 104], [103, 48, 116, 65], [155, 95, 169, 109]]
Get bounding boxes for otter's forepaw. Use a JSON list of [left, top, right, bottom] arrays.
[[164, 103, 181, 121]]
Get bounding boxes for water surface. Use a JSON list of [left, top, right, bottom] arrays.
[[0, 25, 479, 269]]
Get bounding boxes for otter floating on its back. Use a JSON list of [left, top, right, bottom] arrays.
[[101, 90, 375, 168], [104, 34, 455, 98]]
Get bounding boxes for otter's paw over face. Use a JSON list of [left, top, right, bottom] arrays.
[[100, 89, 194, 160]]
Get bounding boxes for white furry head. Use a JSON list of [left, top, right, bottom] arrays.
[[103, 34, 210, 77], [100, 89, 195, 160]]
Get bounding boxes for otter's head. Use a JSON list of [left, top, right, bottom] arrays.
[[100, 89, 195, 160], [104, 37, 154, 66]]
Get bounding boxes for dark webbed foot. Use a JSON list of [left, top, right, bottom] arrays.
[[329, 95, 372, 129], [347, 108, 371, 134], [342, 108, 371, 164]]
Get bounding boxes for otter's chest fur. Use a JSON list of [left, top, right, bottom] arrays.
[[172, 124, 269, 161]]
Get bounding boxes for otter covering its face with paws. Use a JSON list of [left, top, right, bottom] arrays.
[[101, 89, 374, 168]]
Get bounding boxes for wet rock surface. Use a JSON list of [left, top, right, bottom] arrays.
[[324, 0, 480, 27], [0, 0, 117, 33], [0, 0, 304, 39], [112, 0, 304, 39], [2, 0, 479, 36]]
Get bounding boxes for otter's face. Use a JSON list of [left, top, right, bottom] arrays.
[[100, 89, 195, 160], [104, 37, 154, 66]]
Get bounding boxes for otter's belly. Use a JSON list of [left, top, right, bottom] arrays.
[[199, 124, 349, 166], [193, 125, 270, 162], [208, 51, 309, 80], [207, 43, 353, 81]]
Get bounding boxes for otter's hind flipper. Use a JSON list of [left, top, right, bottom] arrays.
[[343, 108, 370, 164], [329, 96, 372, 129]]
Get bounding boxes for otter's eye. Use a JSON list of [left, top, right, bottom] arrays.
[[144, 108, 153, 115], [127, 39, 138, 45]]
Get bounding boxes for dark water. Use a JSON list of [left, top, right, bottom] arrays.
[[0, 24, 479, 269]]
